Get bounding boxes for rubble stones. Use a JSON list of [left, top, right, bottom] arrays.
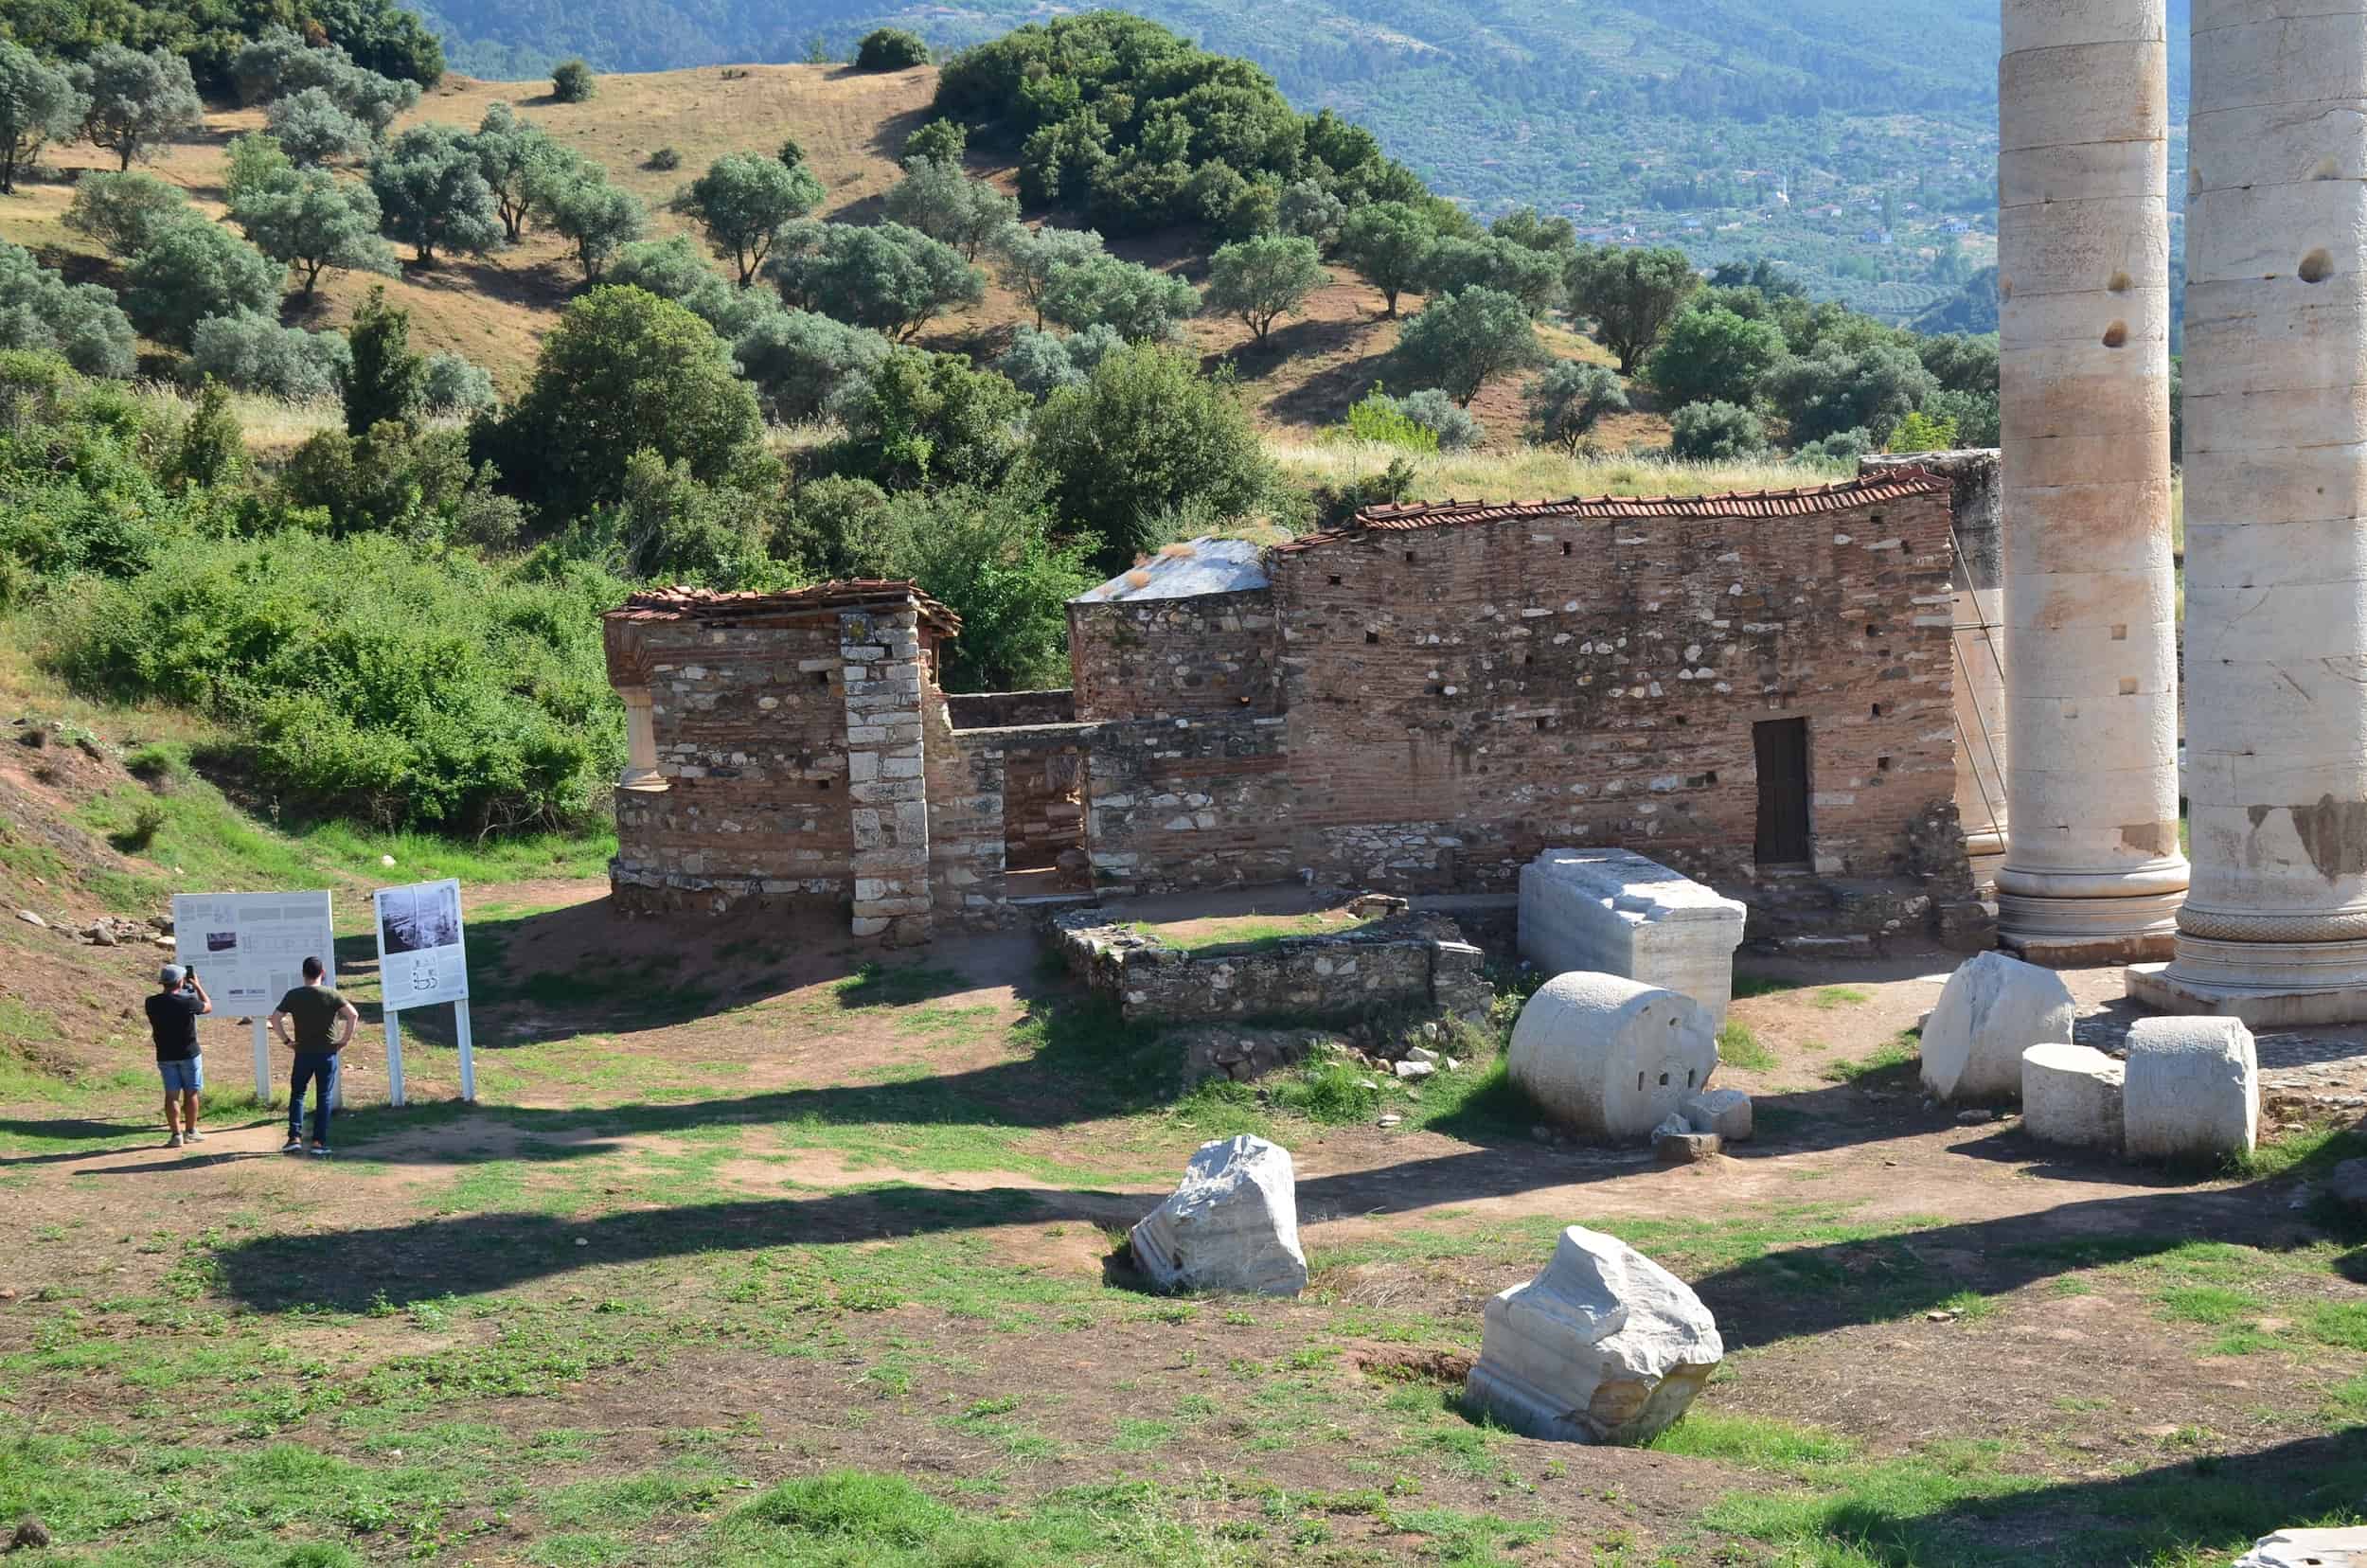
[[1509, 972, 1718, 1141], [2124, 1016, 2259, 1163], [1130, 1135, 1308, 1297], [1682, 1089, 1753, 1143], [2020, 1043, 2125, 1152], [1656, 1130, 1721, 1164], [1918, 952, 2074, 1103], [1464, 1225, 1724, 1445]]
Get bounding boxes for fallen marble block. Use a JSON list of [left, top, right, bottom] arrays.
[[1509, 971, 1718, 1141], [2124, 1016, 2257, 1163], [2236, 1527, 2367, 1568], [1919, 951, 2074, 1102], [1130, 1134, 1307, 1297], [1465, 1224, 1722, 1445], [2020, 1043, 2123, 1151], [1683, 1089, 1752, 1143], [1518, 848, 1747, 1029]]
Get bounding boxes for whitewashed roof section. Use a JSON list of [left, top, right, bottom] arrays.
[[1073, 538, 1269, 604]]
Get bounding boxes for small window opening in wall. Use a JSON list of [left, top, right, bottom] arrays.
[[814, 669, 829, 686], [1536, 717, 1550, 731], [1870, 703, 1884, 719], [1658, 1071, 1669, 1087], [1327, 574, 1342, 586], [1869, 512, 1883, 526], [1561, 541, 1573, 556], [1865, 625, 1880, 638], [818, 777, 833, 790], [1637, 1071, 1646, 1092], [1686, 1069, 1696, 1088], [1522, 653, 1535, 666], [1365, 630, 1380, 645], [1403, 550, 1417, 564], [1878, 756, 1893, 772]]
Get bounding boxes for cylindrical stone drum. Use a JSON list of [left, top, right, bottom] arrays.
[[1508, 972, 1717, 1141]]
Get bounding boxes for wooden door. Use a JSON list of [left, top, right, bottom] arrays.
[[1753, 718, 1812, 866]]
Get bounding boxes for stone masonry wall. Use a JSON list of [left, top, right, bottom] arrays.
[[1082, 713, 1298, 893], [1266, 486, 1963, 892], [612, 617, 852, 913], [924, 700, 1008, 927], [1069, 589, 1282, 722], [841, 608, 934, 942], [1051, 909, 1492, 1027]]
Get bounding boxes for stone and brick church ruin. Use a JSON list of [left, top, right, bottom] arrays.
[[601, 468, 2002, 946]]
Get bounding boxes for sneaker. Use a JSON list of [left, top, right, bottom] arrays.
[[282, 1134, 304, 1153], [166, 1132, 184, 1149], [308, 1144, 330, 1157], [184, 1129, 204, 1143]]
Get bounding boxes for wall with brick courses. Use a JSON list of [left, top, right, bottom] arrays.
[[1263, 487, 1965, 893], [1069, 589, 1282, 722], [924, 692, 1008, 925], [1083, 714, 1298, 893], [612, 617, 854, 913]]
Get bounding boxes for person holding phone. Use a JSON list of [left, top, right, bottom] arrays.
[[146, 964, 210, 1148]]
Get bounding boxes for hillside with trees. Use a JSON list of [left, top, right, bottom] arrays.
[[0, 9, 2003, 860]]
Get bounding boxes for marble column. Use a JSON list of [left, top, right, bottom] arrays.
[[1994, 0, 2188, 964], [2128, 0, 2367, 1025]]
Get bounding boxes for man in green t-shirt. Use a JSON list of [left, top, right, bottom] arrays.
[[270, 955, 358, 1155]]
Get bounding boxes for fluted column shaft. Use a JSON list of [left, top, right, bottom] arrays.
[[1995, 0, 2189, 961], [2162, 0, 2367, 1006]]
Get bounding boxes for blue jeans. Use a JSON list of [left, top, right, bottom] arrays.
[[288, 1053, 337, 1145]]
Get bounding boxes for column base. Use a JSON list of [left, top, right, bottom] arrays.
[[2127, 960, 2367, 1028], [1996, 888, 2180, 968]]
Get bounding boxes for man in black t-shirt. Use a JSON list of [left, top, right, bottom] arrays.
[[144, 964, 211, 1149]]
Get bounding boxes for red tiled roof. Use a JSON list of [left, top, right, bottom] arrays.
[[605, 579, 962, 636], [1275, 469, 1949, 552]]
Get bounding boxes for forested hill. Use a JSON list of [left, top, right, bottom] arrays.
[[407, 0, 2191, 316]]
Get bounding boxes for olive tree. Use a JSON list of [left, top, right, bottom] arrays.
[[74, 44, 201, 170], [62, 169, 187, 257], [0, 43, 86, 195], [124, 218, 282, 347], [1524, 360, 1628, 454], [1337, 200, 1434, 318], [543, 174, 646, 282], [1564, 243, 1700, 373], [0, 239, 133, 375], [267, 87, 374, 166], [1202, 233, 1328, 345], [677, 151, 826, 285], [1041, 253, 1197, 341], [1390, 286, 1544, 405], [232, 167, 399, 294], [993, 223, 1103, 329], [882, 155, 1018, 260], [369, 124, 501, 263], [770, 221, 983, 341]]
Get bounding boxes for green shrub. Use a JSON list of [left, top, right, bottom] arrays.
[[1341, 387, 1438, 454], [645, 145, 681, 171], [1669, 400, 1767, 461], [854, 28, 929, 71], [550, 59, 596, 102], [53, 532, 627, 832]]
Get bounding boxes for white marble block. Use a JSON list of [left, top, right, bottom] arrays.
[[1682, 1088, 1753, 1143], [2123, 1016, 2258, 1162], [2019, 1043, 2124, 1151], [1464, 1224, 1724, 1445], [1130, 1135, 1308, 1296], [1509, 972, 1719, 1141], [1918, 951, 2075, 1102], [2237, 1528, 2367, 1568], [1518, 848, 1748, 1029]]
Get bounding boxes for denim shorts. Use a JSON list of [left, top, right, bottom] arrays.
[[157, 1058, 203, 1093]]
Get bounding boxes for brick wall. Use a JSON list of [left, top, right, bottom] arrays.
[[1265, 483, 1964, 892], [1069, 589, 1282, 722], [611, 617, 853, 912], [1083, 714, 1298, 893]]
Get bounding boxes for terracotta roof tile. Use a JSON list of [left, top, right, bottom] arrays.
[[1274, 469, 1949, 553], [605, 579, 962, 636]]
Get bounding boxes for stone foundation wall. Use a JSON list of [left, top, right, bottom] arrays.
[[1050, 909, 1492, 1027], [1082, 714, 1298, 892]]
